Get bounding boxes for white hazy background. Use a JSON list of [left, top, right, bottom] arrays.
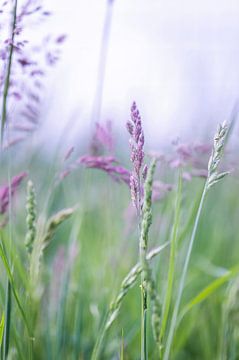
[[39, 0, 239, 146]]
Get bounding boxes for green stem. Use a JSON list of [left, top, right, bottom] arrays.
[[3, 281, 11, 360], [1, 0, 18, 142], [140, 280, 147, 360], [163, 183, 207, 360]]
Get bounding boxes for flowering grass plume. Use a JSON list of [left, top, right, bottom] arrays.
[[29, 207, 76, 295], [206, 121, 229, 190], [78, 155, 130, 185], [25, 179, 36, 254], [126, 101, 147, 212]]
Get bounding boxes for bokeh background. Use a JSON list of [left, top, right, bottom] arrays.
[[39, 0, 239, 146]]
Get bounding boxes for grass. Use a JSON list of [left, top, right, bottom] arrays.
[[0, 123, 237, 359], [0, 3, 238, 357]]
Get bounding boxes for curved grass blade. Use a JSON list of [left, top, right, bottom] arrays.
[[178, 264, 239, 325]]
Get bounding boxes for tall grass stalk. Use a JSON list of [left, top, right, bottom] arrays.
[[164, 122, 229, 360]]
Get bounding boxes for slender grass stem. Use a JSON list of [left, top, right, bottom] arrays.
[[3, 281, 11, 360], [163, 184, 207, 360], [140, 215, 147, 360], [91, 0, 114, 125], [1, 0, 18, 142]]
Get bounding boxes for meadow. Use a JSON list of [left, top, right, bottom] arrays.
[[1, 1, 239, 359]]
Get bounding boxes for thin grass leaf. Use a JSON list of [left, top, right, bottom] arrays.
[[120, 329, 124, 360], [3, 281, 11, 360], [178, 264, 239, 325], [0, 241, 31, 337]]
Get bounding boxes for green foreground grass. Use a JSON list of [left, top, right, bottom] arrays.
[[0, 150, 238, 360]]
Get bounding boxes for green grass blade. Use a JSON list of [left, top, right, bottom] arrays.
[[0, 314, 4, 348], [0, 241, 31, 337], [178, 264, 239, 324], [120, 329, 124, 360]]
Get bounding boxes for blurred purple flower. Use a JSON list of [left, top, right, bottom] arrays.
[[152, 181, 173, 202], [0, 172, 27, 218], [0, 0, 67, 145], [78, 155, 130, 185], [90, 120, 114, 155], [167, 139, 210, 181]]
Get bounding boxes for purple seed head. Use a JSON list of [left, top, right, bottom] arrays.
[[130, 175, 138, 208], [0, 172, 27, 217], [127, 102, 147, 211], [126, 121, 134, 136]]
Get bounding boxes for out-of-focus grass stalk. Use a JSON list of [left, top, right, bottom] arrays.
[[220, 277, 239, 359], [2, 281, 11, 360], [159, 171, 182, 353], [55, 269, 70, 358], [1, 0, 18, 142], [163, 122, 229, 360], [1, 2, 18, 357], [90, 0, 115, 125]]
